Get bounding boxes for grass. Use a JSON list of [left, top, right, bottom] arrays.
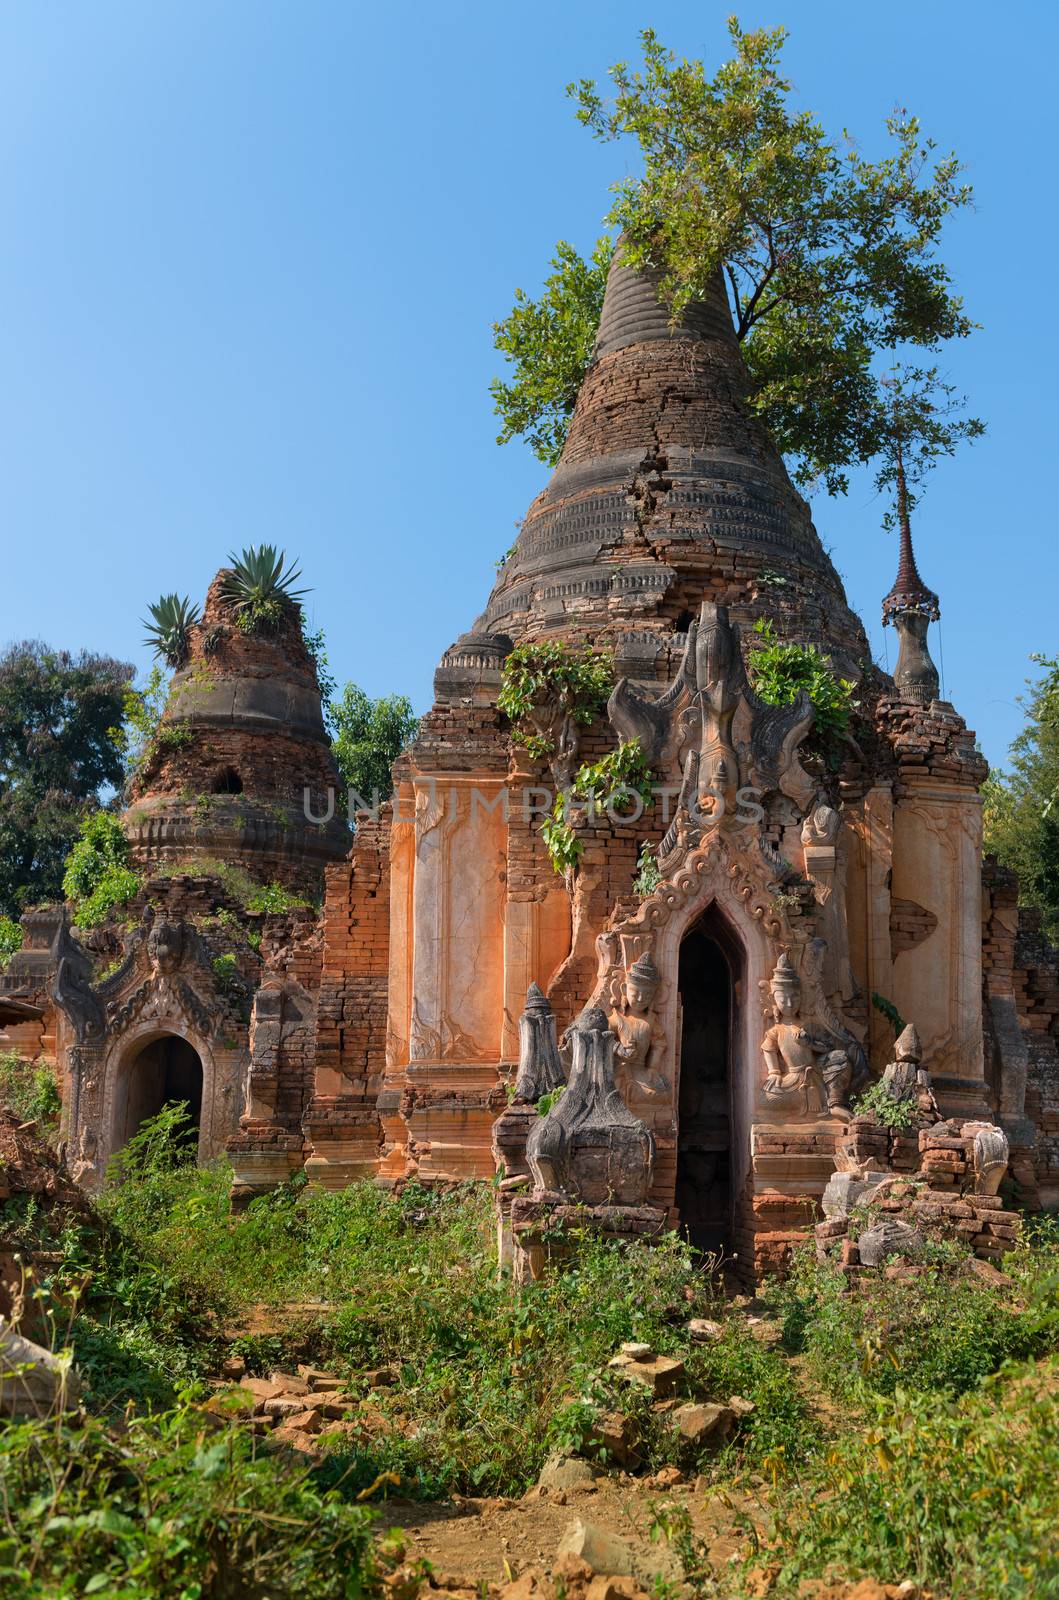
[[0, 1407, 381, 1600], [6, 1108, 1059, 1596], [0, 1051, 61, 1133], [748, 1362, 1059, 1599]]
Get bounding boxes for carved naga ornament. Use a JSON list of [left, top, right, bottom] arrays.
[[608, 602, 815, 843]]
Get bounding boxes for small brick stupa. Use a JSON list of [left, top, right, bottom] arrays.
[[124, 570, 347, 895]]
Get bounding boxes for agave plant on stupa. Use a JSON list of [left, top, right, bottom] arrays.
[[142, 593, 201, 667], [220, 544, 309, 635]]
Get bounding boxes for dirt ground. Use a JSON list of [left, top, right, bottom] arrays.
[[375, 1472, 762, 1587]]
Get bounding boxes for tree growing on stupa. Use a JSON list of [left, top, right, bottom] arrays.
[[492, 18, 982, 495]]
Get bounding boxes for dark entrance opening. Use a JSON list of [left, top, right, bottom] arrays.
[[121, 1035, 203, 1151], [212, 766, 243, 794], [676, 916, 737, 1256]]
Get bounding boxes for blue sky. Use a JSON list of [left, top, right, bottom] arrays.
[[0, 1, 1053, 768]]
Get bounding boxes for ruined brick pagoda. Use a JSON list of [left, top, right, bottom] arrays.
[[2, 245, 1055, 1274]]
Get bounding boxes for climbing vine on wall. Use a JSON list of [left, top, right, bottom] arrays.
[[498, 640, 614, 762], [541, 740, 654, 881]]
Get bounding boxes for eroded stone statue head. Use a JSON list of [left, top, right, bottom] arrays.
[[148, 919, 185, 977]]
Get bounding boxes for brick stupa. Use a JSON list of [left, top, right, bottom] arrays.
[[124, 571, 347, 895]]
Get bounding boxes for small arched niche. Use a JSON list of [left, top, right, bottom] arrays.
[[116, 1033, 203, 1153], [675, 907, 744, 1257], [211, 766, 244, 795]]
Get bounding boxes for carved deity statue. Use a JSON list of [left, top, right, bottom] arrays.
[[760, 953, 854, 1119], [609, 952, 667, 1105], [879, 1024, 940, 1123]]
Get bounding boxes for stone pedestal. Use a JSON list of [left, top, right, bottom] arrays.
[[508, 1194, 667, 1282]]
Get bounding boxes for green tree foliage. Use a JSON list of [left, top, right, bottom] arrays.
[[984, 654, 1059, 943], [0, 916, 23, 966], [303, 626, 339, 733], [0, 641, 134, 918], [494, 21, 981, 496], [62, 811, 141, 929], [331, 683, 419, 805], [491, 237, 615, 465]]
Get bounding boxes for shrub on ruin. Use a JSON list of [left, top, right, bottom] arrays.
[[747, 618, 858, 740], [0, 1051, 61, 1129], [141, 591, 200, 667], [0, 914, 23, 966], [541, 738, 654, 878], [220, 544, 309, 635], [498, 639, 614, 761], [61, 811, 140, 929]]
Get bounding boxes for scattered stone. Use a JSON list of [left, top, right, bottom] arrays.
[[649, 1465, 684, 1488], [607, 1349, 685, 1398], [264, 1395, 311, 1419], [966, 1256, 1014, 1289], [556, 1519, 681, 1584], [585, 1578, 648, 1600], [727, 1395, 756, 1417], [220, 1354, 246, 1380], [364, 1366, 397, 1388], [272, 1425, 319, 1454], [555, 1521, 637, 1577], [619, 1342, 653, 1361], [268, 1370, 310, 1395], [285, 1407, 323, 1435], [673, 1401, 737, 1446], [687, 1318, 724, 1343], [239, 1376, 284, 1403], [857, 1220, 925, 1268], [538, 1455, 601, 1491], [590, 1411, 641, 1469], [0, 1327, 80, 1418], [318, 1395, 358, 1419]]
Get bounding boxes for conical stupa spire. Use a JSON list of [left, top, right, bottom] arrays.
[[880, 502, 942, 705], [882, 512, 940, 625], [466, 241, 868, 675]]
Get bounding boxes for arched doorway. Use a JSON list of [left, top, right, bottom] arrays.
[[675, 913, 740, 1255], [119, 1034, 203, 1151]]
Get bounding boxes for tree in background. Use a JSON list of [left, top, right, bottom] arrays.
[[493, 20, 980, 495], [331, 683, 419, 808], [984, 655, 1059, 945], [0, 641, 133, 918]]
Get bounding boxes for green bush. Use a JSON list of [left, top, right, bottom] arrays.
[[0, 1407, 379, 1600], [61, 811, 140, 928], [748, 617, 858, 740], [774, 1241, 1059, 1403], [850, 1077, 917, 1131], [752, 1366, 1059, 1599], [0, 914, 23, 965], [0, 1050, 61, 1128], [498, 639, 614, 760]]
